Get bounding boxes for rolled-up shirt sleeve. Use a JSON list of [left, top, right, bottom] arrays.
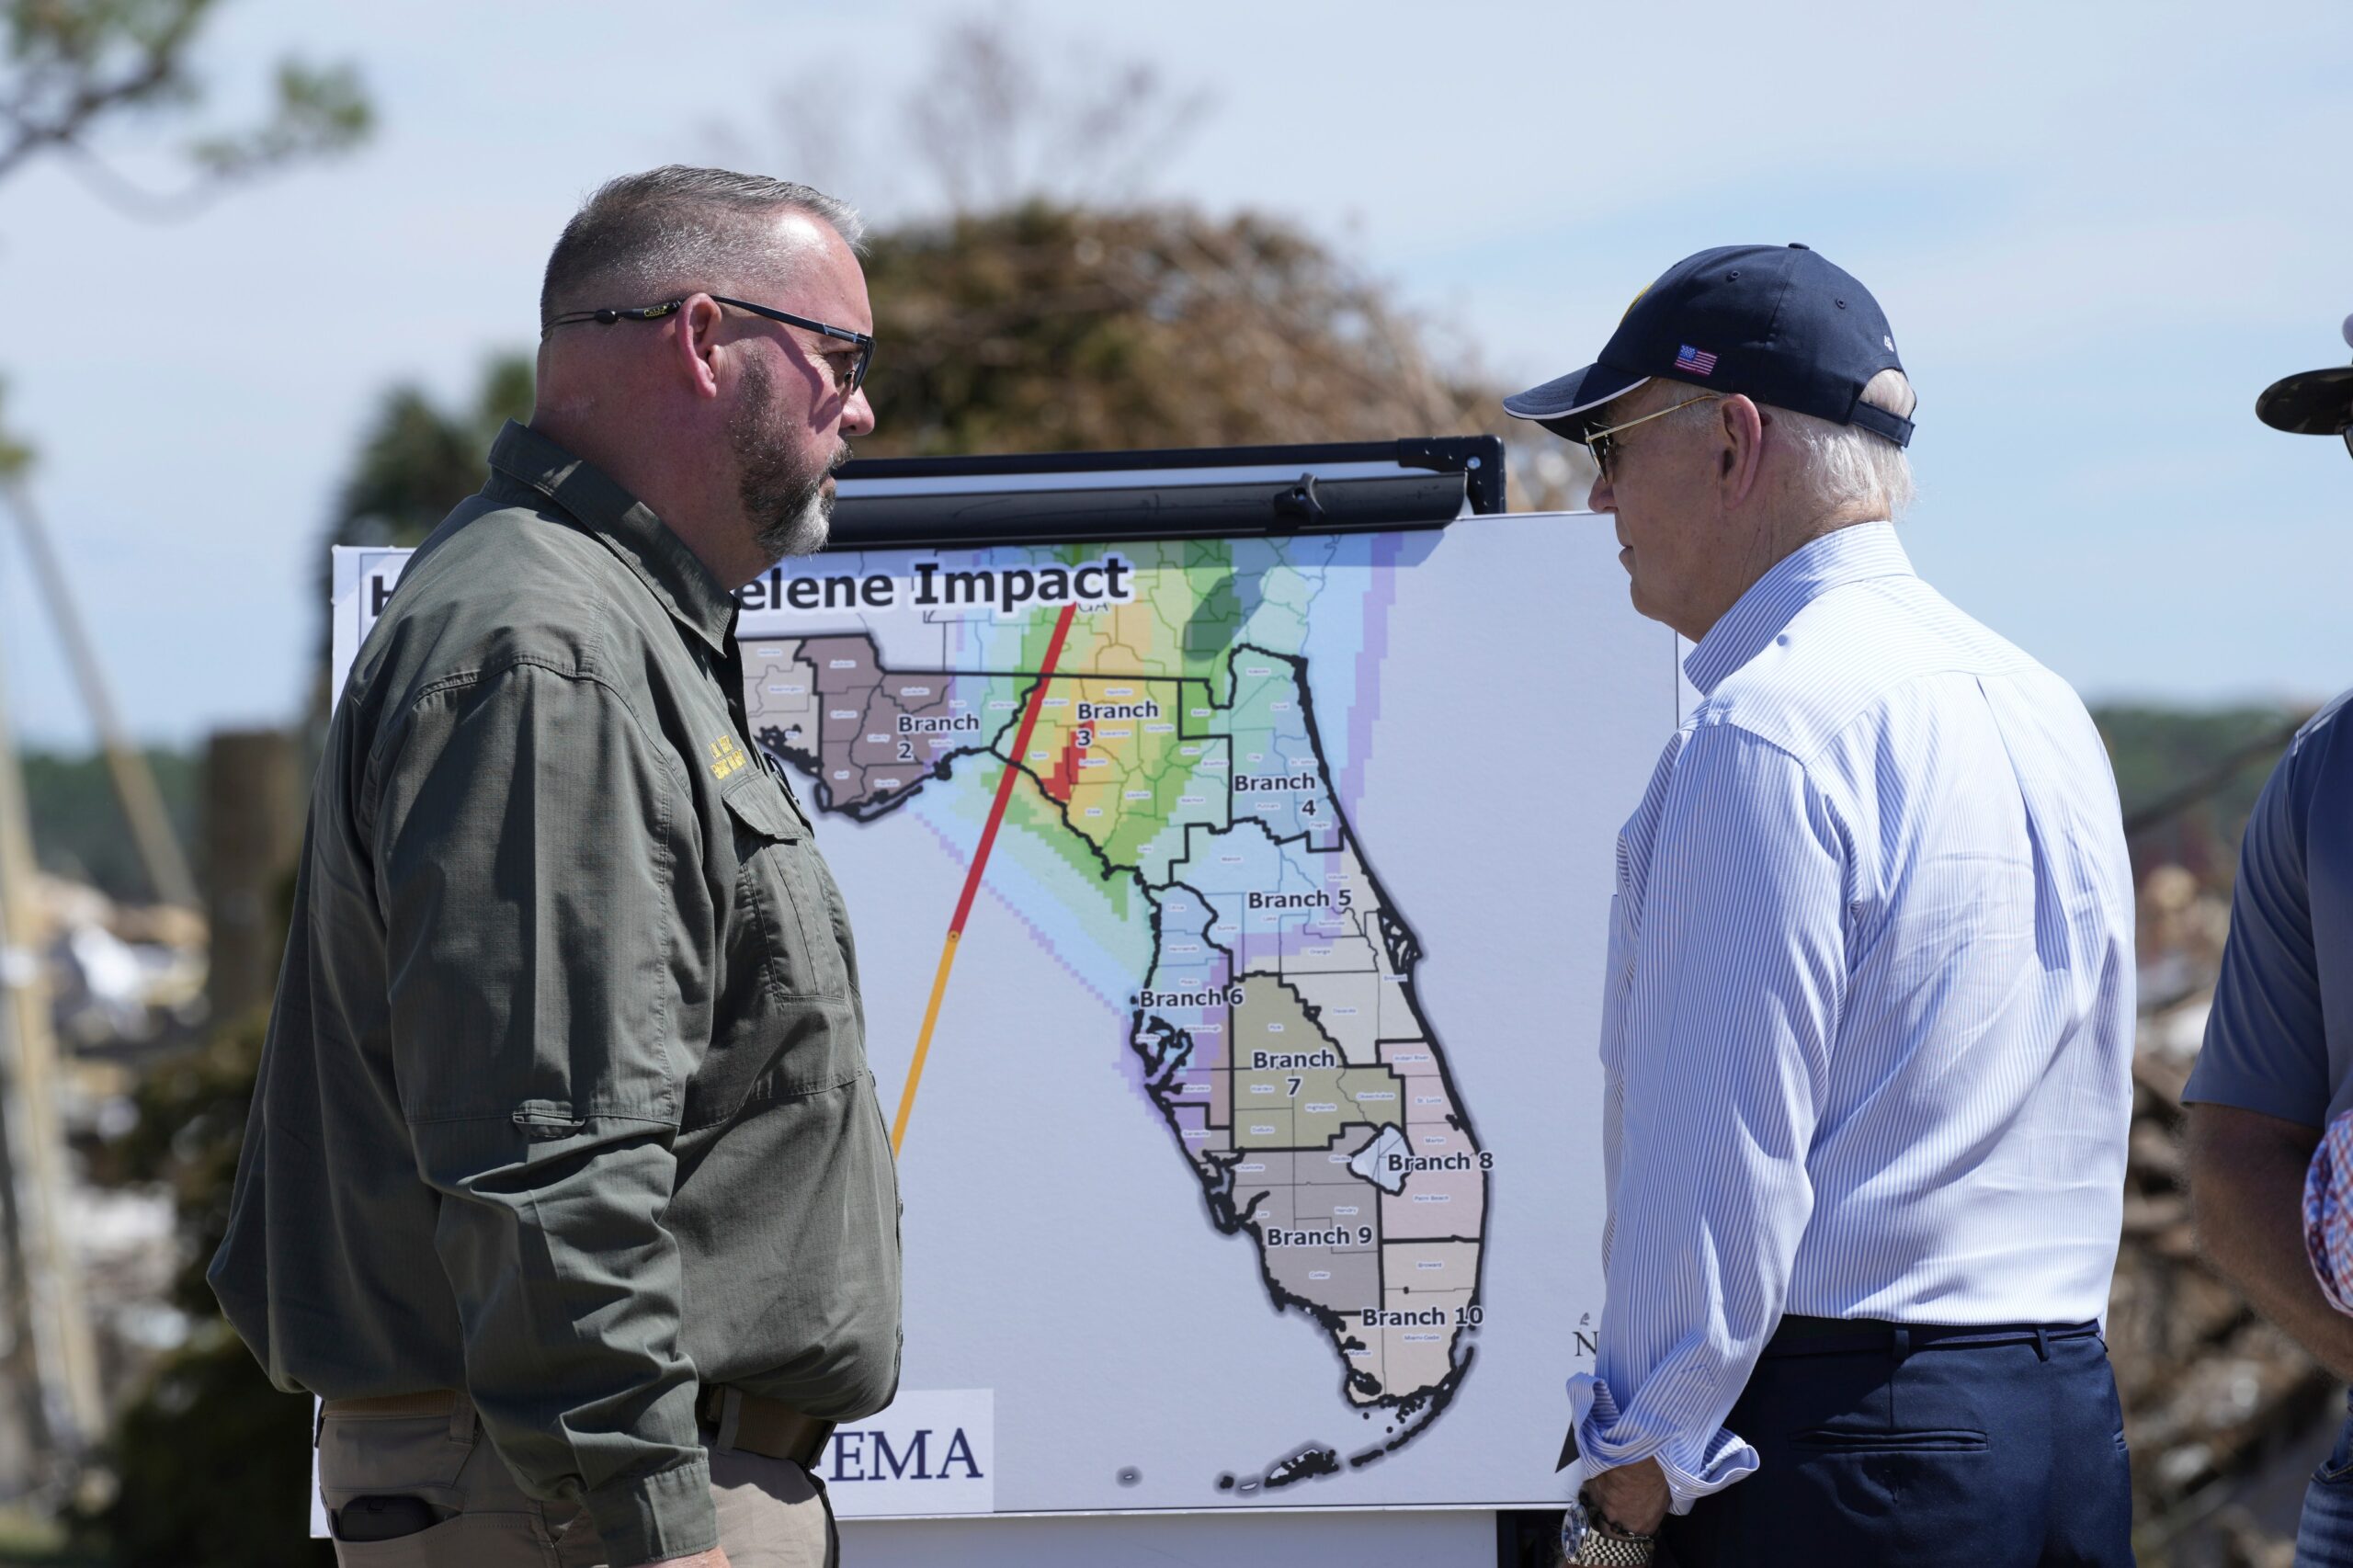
[[1571, 722, 1846, 1510], [372, 662, 715, 1564]]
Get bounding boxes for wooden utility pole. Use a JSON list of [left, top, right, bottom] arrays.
[[1, 478, 199, 912], [202, 729, 301, 1025], [0, 630, 105, 1476]]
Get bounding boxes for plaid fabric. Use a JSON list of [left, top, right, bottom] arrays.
[[2305, 1110, 2353, 1316]]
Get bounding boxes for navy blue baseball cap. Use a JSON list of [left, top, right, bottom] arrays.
[[1503, 243, 1915, 448]]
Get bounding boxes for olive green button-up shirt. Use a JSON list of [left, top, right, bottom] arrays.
[[210, 422, 902, 1564]]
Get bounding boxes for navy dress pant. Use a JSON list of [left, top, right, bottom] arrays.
[[1657, 1323, 2134, 1567]]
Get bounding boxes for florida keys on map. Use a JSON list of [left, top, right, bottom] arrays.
[[735, 536, 1490, 1484]]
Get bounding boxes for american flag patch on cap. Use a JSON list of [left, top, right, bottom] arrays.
[[1675, 345, 1719, 376]]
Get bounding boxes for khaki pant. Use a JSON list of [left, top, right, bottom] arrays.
[[318, 1395, 835, 1567]]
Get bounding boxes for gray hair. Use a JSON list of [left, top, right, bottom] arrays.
[[1638, 367, 1917, 521], [1777, 369, 1917, 521], [540, 165, 865, 330]]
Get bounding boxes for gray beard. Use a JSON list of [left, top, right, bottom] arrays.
[[751, 470, 833, 561], [733, 357, 841, 562]]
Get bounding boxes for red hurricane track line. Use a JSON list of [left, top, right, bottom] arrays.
[[890, 601, 1081, 1154]]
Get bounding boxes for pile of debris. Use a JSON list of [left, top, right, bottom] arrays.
[[2113, 867, 2335, 1566], [34, 872, 206, 1061], [0, 873, 206, 1504]]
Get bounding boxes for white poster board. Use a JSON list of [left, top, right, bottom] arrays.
[[326, 511, 1676, 1557]]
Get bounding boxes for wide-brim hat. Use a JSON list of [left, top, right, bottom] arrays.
[[2256, 316, 2353, 434]]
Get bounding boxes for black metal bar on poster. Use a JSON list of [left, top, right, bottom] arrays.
[[824, 435, 1506, 551]]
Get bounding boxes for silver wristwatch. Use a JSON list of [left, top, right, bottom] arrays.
[[1560, 1490, 1658, 1565]]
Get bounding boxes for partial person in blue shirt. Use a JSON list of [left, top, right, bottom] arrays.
[[2186, 312, 2353, 1568], [1505, 245, 2137, 1568]]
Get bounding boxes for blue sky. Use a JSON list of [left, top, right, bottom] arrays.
[[2, 0, 2348, 745]]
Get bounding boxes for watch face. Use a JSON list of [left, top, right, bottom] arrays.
[[1561, 1495, 1592, 1557]]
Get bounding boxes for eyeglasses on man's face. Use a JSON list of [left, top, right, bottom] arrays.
[[1582, 392, 1723, 483], [544, 293, 875, 396]]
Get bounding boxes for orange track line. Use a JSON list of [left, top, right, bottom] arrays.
[[890, 602, 1081, 1154]]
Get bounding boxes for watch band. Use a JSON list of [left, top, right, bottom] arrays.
[[1562, 1490, 1658, 1565], [1563, 1527, 1654, 1566]]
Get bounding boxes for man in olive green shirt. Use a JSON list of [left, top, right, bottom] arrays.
[[210, 167, 899, 1568]]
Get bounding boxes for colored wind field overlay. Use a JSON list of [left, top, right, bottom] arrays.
[[740, 540, 1489, 1484]]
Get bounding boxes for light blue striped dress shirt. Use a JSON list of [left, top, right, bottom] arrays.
[[1566, 522, 2136, 1509]]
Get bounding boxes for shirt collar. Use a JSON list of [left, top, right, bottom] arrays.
[[1682, 521, 1915, 696], [484, 420, 737, 653]]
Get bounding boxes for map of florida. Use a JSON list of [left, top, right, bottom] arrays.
[[744, 630, 1488, 1471]]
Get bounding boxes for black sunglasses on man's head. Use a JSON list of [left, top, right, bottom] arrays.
[[544, 293, 874, 395]]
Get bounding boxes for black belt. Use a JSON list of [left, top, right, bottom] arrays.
[[697, 1385, 836, 1469], [1764, 1314, 2101, 1358]]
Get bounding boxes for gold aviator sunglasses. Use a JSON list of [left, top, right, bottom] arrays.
[[1583, 392, 1724, 482]]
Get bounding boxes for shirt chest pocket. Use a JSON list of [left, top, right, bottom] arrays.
[[721, 773, 851, 1001]]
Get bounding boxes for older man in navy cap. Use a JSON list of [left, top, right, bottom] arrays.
[[2186, 314, 2353, 1568], [1510, 245, 2138, 1567]]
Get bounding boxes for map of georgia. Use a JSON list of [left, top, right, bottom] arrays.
[[738, 540, 1488, 1479]]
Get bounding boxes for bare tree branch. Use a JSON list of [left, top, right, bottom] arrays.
[[722, 4, 1212, 220], [45, 132, 213, 218]]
